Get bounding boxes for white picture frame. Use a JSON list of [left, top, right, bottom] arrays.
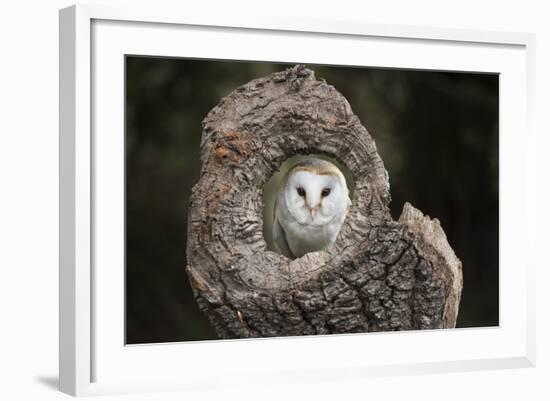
[[59, 3, 536, 397]]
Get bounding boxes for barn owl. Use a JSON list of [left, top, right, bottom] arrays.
[[273, 158, 351, 259]]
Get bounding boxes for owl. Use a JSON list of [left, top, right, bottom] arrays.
[[273, 158, 352, 259]]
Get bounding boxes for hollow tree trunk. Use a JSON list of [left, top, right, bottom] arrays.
[[186, 65, 463, 339]]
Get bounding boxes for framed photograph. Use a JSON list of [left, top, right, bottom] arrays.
[[59, 4, 536, 396]]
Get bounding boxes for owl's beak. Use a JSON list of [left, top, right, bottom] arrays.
[[309, 206, 318, 218]]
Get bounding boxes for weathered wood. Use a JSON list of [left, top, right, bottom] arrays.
[[186, 65, 463, 339]]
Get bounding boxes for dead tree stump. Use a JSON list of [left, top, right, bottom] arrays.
[[186, 65, 463, 339]]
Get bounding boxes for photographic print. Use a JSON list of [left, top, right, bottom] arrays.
[[125, 58, 498, 344]]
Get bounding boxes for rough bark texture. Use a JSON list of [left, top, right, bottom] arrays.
[[186, 65, 463, 339]]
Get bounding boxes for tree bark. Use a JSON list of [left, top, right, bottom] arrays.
[[186, 65, 463, 339]]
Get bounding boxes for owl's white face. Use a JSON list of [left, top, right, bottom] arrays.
[[284, 170, 349, 227]]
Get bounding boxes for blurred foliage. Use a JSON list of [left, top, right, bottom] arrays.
[[126, 57, 498, 344]]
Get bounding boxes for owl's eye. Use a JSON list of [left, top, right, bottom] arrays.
[[296, 187, 306, 197], [321, 188, 331, 197]]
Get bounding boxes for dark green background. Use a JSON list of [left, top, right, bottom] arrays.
[[125, 57, 499, 344]]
